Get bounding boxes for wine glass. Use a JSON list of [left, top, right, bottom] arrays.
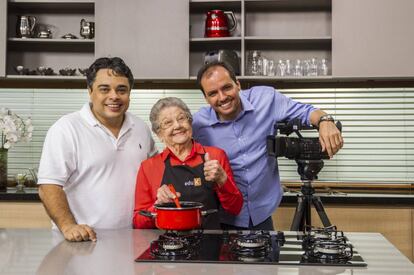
[[16, 173, 26, 193]]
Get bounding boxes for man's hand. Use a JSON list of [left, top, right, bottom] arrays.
[[38, 184, 96, 242], [204, 153, 227, 187], [61, 224, 97, 242], [318, 121, 343, 158]]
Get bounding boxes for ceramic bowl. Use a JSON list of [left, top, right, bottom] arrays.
[[59, 68, 77, 76]]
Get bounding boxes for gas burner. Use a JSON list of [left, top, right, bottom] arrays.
[[161, 231, 202, 245], [160, 239, 184, 250], [302, 225, 346, 250], [302, 241, 354, 264], [229, 231, 272, 260], [150, 240, 192, 259], [236, 234, 268, 248], [305, 225, 340, 239], [150, 231, 202, 259]]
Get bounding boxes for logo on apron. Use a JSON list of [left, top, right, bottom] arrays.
[[194, 177, 202, 187]]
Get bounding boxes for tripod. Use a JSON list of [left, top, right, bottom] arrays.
[[290, 159, 332, 231]]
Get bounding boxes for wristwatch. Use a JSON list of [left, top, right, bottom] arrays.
[[318, 114, 334, 126]]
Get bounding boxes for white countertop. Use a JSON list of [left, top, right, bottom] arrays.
[[0, 229, 413, 275]]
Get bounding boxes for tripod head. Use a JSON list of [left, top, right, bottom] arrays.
[[296, 159, 324, 181]]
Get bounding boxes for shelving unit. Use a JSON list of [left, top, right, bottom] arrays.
[[189, 0, 332, 78], [6, 0, 95, 78], [189, 0, 242, 77], [245, 0, 331, 77]]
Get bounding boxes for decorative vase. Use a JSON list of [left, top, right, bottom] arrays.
[[0, 148, 8, 191]]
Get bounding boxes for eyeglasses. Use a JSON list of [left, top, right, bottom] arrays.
[[159, 113, 190, 130]]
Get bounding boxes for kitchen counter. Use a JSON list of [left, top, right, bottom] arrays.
[[2, 187, 414, 205], [0, 229, 413, 275]]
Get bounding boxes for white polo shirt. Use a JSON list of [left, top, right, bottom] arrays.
[[38, 103, 157, 229]]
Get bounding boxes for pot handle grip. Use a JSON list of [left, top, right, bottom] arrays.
[[201, 209, 218, 216], [138, 210, 157, 218]]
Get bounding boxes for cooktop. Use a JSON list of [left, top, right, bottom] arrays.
[[135, 229, 367, 267]]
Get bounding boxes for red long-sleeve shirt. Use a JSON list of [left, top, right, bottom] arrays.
[[133, 141, 243, 229]]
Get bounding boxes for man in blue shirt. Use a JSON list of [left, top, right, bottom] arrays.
[[192, 61, 343, 230]]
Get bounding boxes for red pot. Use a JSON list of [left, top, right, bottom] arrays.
[[139, 201, 217, 230]]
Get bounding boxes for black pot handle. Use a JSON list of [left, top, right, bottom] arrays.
[[139, 210, 157, 218], [201, 209, 218, 216]]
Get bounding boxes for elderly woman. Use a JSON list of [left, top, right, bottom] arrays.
[[133, 97, 242, 229]]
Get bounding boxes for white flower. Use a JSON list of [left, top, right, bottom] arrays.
[[0, 108, 33, 149]]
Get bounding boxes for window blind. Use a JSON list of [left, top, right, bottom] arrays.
[[0, 87, 412, 183]]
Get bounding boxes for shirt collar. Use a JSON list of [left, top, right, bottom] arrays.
[[207, 92, 255, 126], [79, 102, 135, 130], [161, 140, 205, 162]]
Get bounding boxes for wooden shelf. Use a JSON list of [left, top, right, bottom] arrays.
[[190, 37, 241, 43], [8, 38, 94, 43], [190, 0, 241, 12], [6, 75, 85, 80], [8, 0, 94, 12], [245, 36, 331, 43], [245, 0, 331, 11]]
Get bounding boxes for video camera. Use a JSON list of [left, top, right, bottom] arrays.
[[267, 118, 342, 161]]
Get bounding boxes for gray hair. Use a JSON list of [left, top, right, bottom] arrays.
[[149, 97, 193, 133]]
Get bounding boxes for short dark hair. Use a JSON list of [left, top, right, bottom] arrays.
[[196, 61, 238, 95], [86, 57, 134, 90]]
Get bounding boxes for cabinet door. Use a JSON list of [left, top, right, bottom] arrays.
[[332, 0, 414, 77], [95, 0, 189, 79], [0, 0, 6, 77]]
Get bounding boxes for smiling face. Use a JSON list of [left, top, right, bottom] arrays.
[[88, 68, 131, 129], [156, 106, 192, 149], [200, 65, 242, 121]]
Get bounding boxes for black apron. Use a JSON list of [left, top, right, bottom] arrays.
[[161, 153, 220, 229]]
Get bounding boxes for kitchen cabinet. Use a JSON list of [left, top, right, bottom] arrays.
[[332, 0, 414, 77], [189, 0, 332, 78], [95, 0, 189, 79], [5, 0, 94, 80], [2, 0, 414, 83]]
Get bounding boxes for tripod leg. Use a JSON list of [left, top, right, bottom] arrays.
[[312, 196, 332, 227], [290, 195, 306, 231]]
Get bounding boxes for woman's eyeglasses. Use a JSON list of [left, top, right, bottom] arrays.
[[159, 113, 189, 130]]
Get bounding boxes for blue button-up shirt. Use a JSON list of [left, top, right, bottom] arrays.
[[193, 86, 316, 227]]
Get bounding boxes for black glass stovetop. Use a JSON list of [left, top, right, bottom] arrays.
[[135, 230, 367, 267]]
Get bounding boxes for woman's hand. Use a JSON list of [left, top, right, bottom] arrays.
[[204, 153, 227, 187], [155, 184, 181, 204]]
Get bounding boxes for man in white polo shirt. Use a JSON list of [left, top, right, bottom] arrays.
[[37, 57, 156, 242]]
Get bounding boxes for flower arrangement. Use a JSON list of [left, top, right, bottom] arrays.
[[0, 108, 33, 149]]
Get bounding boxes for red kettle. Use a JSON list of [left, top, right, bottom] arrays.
[[205, 10, 237, 38]]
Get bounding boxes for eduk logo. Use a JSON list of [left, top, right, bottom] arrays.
[[184, 180, 194, 186]]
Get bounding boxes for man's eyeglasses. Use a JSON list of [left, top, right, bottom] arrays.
[[159, 113, 190, 130]]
